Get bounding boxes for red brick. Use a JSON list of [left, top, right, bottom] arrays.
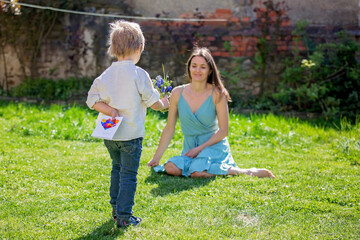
[[231, 17, 240, 24], [242, 16, 250, 22], [245, 37, 258, 44], [212, 51, 222, 57], [237, 45, 247, 52], [210, 8, 233, 19], [206, 21, 227, 27], [281, 19, 291, 27], [222, 36, 231, 41], [245, 51, 255, 57], [215, 9, 232, 15], [232, 36, 243, 41], [221, 52, 230, 57], [277, 45, 288, 51], [268, 10, 278, 19]]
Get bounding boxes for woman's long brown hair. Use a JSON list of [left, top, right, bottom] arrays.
[[186, 47, 231, 102]]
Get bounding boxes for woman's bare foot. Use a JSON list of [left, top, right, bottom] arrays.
[[227, 167, 275, 178], [247, 168, 275, 178]]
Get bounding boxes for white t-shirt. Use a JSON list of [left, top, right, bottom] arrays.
[[86, 60, 160, 140]]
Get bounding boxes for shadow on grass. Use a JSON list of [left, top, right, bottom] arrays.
[[145, 168, 215, 196], [74, 219, 127, 240]]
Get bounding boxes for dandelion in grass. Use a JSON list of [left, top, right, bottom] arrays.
[[152, 65, 173, 99]]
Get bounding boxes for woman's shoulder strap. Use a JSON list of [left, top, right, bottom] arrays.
[[211, 84, 215, 95], [180, 84, 186, 94]]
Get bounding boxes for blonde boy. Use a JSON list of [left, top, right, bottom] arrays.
[[86, 20, 169, 228]]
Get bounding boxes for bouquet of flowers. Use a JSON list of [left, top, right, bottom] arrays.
[[152, 65, 173, 99]]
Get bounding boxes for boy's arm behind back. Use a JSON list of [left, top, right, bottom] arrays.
[[86, 77, 118, 118], [92, 102, 119, 118]]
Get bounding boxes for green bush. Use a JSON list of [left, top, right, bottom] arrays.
[[274, 31, 360, 120], [10, 77, 94, 100]]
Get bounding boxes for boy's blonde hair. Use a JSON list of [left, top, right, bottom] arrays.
[[107, 20, 145, 58]]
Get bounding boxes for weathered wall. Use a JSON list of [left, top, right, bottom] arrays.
[[1, 0, 359, 93], [134, 0, 359, 26], [287, 0, 358, 26]]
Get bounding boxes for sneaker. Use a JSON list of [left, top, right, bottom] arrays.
[[117, 215, 142, 228]]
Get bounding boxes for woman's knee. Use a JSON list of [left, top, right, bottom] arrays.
[[164, 162, 182, 176]]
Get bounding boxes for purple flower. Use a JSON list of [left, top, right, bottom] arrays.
[[152, 66, 173, 100], [156, 75, 164, 84]]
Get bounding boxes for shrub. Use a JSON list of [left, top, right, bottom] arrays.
[[11, 77, 93, 100], [274, 31, 360, 120]]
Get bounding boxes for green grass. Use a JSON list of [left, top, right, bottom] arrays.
[[0, 101, 359, 239]]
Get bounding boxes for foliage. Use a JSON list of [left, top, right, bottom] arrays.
[[0, 0, 21, 15], [0, 0, 21, 93], [291, 20, 316, 56], [0, 103, 359, 239], [220, 57, 248, 104], [274, 31, 360, 120], [10, 77, 94, 101], [0, 1, 70, 78], [156, 8, 205, 53], [65, 22, 91, 77], [0, 0, 90, 92], [253, 0, 290, 96], [152, 8, 206, 78]]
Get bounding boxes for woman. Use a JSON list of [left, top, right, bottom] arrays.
[[147, 47, 274, 178]]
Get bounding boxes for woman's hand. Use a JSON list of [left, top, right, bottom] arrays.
[[184, 146, 203, 158], [147, 158, 160, 167]]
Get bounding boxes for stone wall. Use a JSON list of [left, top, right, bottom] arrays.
[[139, 7, 360, 97], [134, 0, 359, 26], [1, 0, 359, 96]]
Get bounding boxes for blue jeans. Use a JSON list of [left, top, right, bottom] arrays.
[[104, 138, 143, 220]]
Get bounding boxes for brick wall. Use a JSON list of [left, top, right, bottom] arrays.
[[1, 0, 359, 96], [138, 6, 360, 95], [134, 0, 359, 27]]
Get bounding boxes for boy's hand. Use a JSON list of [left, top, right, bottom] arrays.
[[93, 102, 120, 119], [110, 109, 120, 119], [147, 158, 160, 167], [161, 96, 170, 110]]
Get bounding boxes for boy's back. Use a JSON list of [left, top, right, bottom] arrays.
[[85, 20, 169, 228], [87, 60, 159, 140]]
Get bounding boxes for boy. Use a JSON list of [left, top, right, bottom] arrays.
[[86, 20, 169, 228]]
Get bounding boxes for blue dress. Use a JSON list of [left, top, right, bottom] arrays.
[[153, 86, 237, 177]]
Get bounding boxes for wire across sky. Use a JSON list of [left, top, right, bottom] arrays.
[[1, 0, 228, 22]]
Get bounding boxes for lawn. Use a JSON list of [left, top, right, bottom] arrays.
[[0, 101, 359, 239]]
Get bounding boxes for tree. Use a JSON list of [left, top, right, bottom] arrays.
[[0, 0, 21, 93], [0, 1, 83, 84]]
